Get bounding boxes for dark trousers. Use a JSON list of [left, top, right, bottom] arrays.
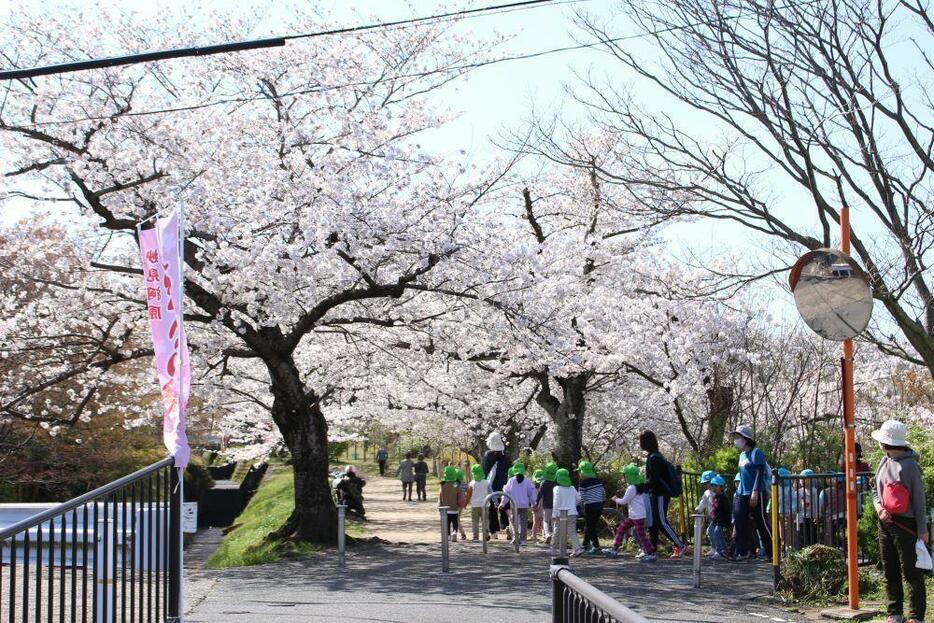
[[378, 460, 386, 476], [488, 502, 510, 533], [733, 493, 772, 558], [880, 516, 926, 620], [415, 476, 427, 500], [402, 481, 413, 500], [582, 503, 604, 549], [446, 512, 459, 534], [649, 495, 685, 550]]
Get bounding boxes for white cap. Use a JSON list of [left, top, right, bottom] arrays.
[[870, 419, 909, 447], [486, 431, 505, 452]]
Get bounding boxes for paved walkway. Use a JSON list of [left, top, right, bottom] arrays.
[[184, 469, 817, 622], [361, 471, 440, 543], [186, 540, 809, 622]]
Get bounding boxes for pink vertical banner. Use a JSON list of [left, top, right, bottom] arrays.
[[138, 211, 191, 467]]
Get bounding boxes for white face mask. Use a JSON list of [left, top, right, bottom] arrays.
[[734, 438, 746, 450]]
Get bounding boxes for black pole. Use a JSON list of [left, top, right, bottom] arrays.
[[167, 466, 182, 623], [0, 37, 285, 81]]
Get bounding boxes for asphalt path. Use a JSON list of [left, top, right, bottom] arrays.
[[186, 540, 808, 623]]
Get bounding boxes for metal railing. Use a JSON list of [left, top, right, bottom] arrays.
[[480, 491, 520, 555], [550, 565, 649, 623], [0, 457, 182, 623]]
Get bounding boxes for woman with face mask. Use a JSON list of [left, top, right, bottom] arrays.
[[731, 424, 772, 560]]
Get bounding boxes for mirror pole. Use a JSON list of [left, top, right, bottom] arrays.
[[840, 204, 859, 610]]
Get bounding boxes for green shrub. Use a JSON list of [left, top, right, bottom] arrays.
[[779, 545, 846, 600], [684, 446, 740, 478]]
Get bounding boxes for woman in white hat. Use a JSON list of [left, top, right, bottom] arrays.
[[870, 419, 927, 623], [481, 431, 512, 539], [731, 424, 772, 561]]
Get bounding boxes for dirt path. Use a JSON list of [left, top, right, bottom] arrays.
[[360, 470, 442, 543]]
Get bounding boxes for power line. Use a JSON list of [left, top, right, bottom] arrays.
[[0, 0, 573, 81], [12, 35, 628, 129]]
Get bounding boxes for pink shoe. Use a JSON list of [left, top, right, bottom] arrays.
[[669, 547, 685, 559]]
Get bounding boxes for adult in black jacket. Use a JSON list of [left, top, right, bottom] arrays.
[[482, 431, 512, 537], [640, 430, 685, 556]]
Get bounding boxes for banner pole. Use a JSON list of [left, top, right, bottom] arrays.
[[840, 205, 859, 610]]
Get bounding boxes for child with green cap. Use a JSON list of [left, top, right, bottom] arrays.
[[552, 468, 584, 557], [531, 469, 545, 542], [604, 463, 655, 561], [537, 462, 558, 544], [467, 464, 491, 541], [438, 466, 461, 541], [578, 461, 606, 555], [455, 468, 469, 540], [502, 462, 537, 545]]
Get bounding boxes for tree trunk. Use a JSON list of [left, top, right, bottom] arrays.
[[535, 373, 588, 470], [701, 384, 733, 458], [266, 357, 337, 544]]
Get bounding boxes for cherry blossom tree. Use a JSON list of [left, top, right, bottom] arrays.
[[0, 5, 499, 542]]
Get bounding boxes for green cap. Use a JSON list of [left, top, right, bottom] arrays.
[[471, 464, 485, 481], [512, 462, 526, 476], [442, 466, 457, 482], [544, 462, 558, 481], [578, 461, 596, 478], [532, 469, 545, 484], [622, 463, 645, 486], [556, 468, 572, 487], [455, 468, 464, 482]]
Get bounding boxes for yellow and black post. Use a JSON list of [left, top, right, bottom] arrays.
[[770, 468, 780, 592]]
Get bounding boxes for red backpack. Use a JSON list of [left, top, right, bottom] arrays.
[[881, 481, 911, 515]]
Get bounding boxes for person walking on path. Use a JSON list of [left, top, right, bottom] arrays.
[[397, 453, 415, 501], [731, 424, 772, 561], [605, 463, 655, 561], [578, 460, 606, 555], [870, 419, 928, 623], [640, 430, 686, 557], [467, 464, 491, 541], [482, 431, 512, 538], [537, 462, 558, 544], [438, 466, 461, 541], [531, 469, 545, 542], [376, 446, 389, 477], [502, 462, 536, 545], [553, 468, 584, 557], [414, 454, 430, 501]]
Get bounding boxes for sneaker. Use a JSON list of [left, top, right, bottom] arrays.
[[709, 552, 723, 561], [732, 554, 749, 561], [505, 528, 513, 540], [635, 551, 646, 559], [603, 549, 619, 559], [450, 533, 457, 542], [669, 547, 684, 559], [571, 548, 584, 558], [460, 532, 467, 540], [472, 537, 479, 542], [543, 536, 552, 545], [639, 554, 657, 563], [586, 546, 602, 555]]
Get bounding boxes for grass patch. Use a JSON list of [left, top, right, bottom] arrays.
[[208, 462, 357, 568]]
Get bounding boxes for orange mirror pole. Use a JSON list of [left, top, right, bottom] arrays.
[[841, 205, 860, 610]]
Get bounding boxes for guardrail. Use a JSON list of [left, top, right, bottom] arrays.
[[550, 565, 649, 623], [0, 457, 182, 623]]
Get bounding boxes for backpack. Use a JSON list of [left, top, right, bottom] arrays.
[[882, 481, 911, 515], [650, 452, 682, 498]]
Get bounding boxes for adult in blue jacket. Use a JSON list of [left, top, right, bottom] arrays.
[[732, 424, 772, 560]]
